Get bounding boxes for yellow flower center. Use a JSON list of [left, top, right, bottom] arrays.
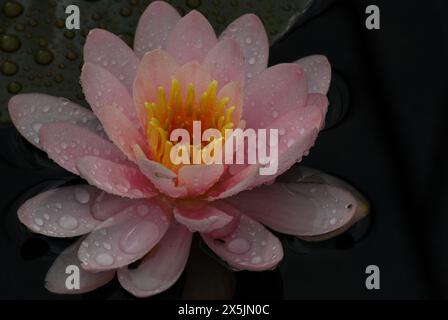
[[145, 79, 236, 170]]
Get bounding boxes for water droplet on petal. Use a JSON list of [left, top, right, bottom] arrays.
[[227, 238, 250, 254], [74, 187, 90, 204], [58, 215, 78, 230], [95, 253, 114, 266]]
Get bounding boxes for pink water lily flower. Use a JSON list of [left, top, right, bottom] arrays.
[[8, 1, 366, 297]]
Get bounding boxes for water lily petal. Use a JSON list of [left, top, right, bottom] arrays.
[[91, 191, 137, 221], [167, 10, 216, 65], [250, 105, 323, 187], [8, 93, 103, 149], [133, 49, 179, 130], [227, 182, 357, 237], [201, 214, 283, 271], [206, 164, 260, 200], [295, 55, 331, 95], [39, 122, 128, 175], [45, 238, 115, 294], [178, 164, 224, 198], [134, 1, 181, 58], [84, 28, 139, 93], [78, 199, 170, 271], [284, 166, 370, 241], [173, 201, 232, 233], [117, 222, 191, 297], [95, 104, 148, 162], [306, 93, 329, 130], [220, 14, 269, 83], [243, 63, 308, 129], [18, 185, 102, 237], [76, 155, 158, 199], [81, 63, 139, 128], [133, 144, 188, 198], [202, 38, 245, 88]]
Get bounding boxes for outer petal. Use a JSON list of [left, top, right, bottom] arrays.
[[95, 104, 148, 162], [133, 49, 179, 130], [206, 164, 260, 201], [134, 1, 181, 58], [117, 222, 192, 297], [81, 63, 139, 128], [249, 106, 323, 187], [76, 156, 158, 199], [45, 238, 115, 294], [220, 14, 269, 83], [201, 214, 283, 271], [242, 63, 308, 129], [227, 182, 357, 237], [306, 93, 329, 130], [202, 38, 245, 88], [173, 201, 232, 233], [18, 185, 102, 237], [91, 191, 136, 221], [177, 164, 224, 198], [295, 55, 331, 95], [166, 10, 217, 65], [84, 28, 139, 92], [133, 144, 188, 198], [39, 122, 129, 175], [8, 93, 103, 148], [78, 199, 170, 271]]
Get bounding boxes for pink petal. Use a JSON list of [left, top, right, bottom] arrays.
[[45, 238, 115, 294], [177, 164, 224, 197], [173, 200, 233, 233], [227, 182, 357, 236], [166, 10, 217, 64], [8, 93, 104, 149], [133, 49, 179, 130], [205, 200, 242, 239], [95, 104, 148, 162], [217, 81, 243, 125], [134, 1, 181, 58], [78, 199, 171, 271], [202, 38, 245, 88], [295, 55, 331, 94], [76, 156, 158, 199], [206, 164, 260, 200], [84, 28, 139, 92], [220, 14, 269, 83], [133, 144, 188, 198], [39, 122, 129, 175], [81, 63, 139, 128], [201, 214, 283, 271], [91, 191, 137, 221], [18, 185, 102, 237], [175, 62, 212, 104], [306, 93, 329, 129], [243, 63, 308, 129], [249, 106, 323, 187], [117, 222, 191, 297]]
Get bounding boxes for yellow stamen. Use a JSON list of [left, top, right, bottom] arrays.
[[144, 78, 238, 170]]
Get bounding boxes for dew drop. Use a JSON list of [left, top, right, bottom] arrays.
[[58, 215, 78, 230], [32, 122, 42, 133], [95, 253, 114, 266], [74, 187, 90, 204], [34, 217, 44, 226], [227, 238, 250, 254], [34, 49, 54, 65]]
